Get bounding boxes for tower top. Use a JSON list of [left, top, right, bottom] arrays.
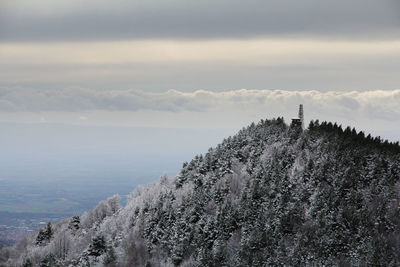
[[291, 104, 304, 129], [298, 104, 304, 129]]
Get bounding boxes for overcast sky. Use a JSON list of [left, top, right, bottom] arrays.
[[1, 0, 400, 139], [2, 0, 400, 214], [1, 0, 400, 41]]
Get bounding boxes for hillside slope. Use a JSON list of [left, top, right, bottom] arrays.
[[1, 118, 400, 266]]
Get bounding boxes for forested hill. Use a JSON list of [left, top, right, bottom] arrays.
[[1, 118, 400, 266]]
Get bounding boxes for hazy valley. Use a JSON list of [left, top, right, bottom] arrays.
[[1, 118, 399, 266]]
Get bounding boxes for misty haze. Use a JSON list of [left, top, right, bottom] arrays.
[[1, 0, 400, 266]]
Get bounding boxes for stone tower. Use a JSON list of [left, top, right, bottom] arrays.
[[298, 104, 304, 129], [291, 104, 304, 129]]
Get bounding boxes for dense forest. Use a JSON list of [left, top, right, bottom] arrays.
[[1, 118, 400, 266]]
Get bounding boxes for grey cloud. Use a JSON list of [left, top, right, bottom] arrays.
[[0, 87, 208, 112], [335, 96, 360, 111], [2, 60, 400, 93], [1, 87, 400, 123], [1, 0, 399, 42]]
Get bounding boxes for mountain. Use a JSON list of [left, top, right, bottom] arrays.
[[1, 118, 400, 266]]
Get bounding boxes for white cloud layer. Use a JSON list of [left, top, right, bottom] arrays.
[[1, 87, 400, 120], [2, 87, 400, 141]]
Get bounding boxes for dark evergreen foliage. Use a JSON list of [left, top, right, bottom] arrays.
[[35, 222, 53, 246], [103, 246, 117, 266], [3, 118, 400, 266], [39, 254, 59, 267], [68, 215, 81, 231], [137, 118, 400, 266], [22, 258, 33, 267], [88, 235, 107, 257]]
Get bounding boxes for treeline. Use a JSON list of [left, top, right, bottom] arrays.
[[1, 117, 399, 266], [309, 120, 400, 153]]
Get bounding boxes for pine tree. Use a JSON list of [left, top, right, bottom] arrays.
[[88, 235, 107, 257], [39, 254, 58, 267], [22, 258, 33, 267], [36, 222, 53, 245], [45, 222, 53, 240], [69, 215, 80, 230], [103, 246, 117, 266]]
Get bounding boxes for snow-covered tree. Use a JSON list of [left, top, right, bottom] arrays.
[[2, 118, 400, 266]]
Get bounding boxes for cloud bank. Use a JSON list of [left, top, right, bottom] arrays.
[[1, 39, 399, 92], [1, 87, 400, 122]]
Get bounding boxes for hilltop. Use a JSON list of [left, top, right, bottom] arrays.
[[1, 118, 400, 266]]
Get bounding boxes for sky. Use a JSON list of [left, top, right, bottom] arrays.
[[1, 0, 400, 187]]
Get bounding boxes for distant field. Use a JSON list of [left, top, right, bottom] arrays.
[[0, 211, 71, 248], [0, 124, 233, 247], [0, 174, 154, 247], [0, 178, 139, 214], [0, 177, 141, 247]]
